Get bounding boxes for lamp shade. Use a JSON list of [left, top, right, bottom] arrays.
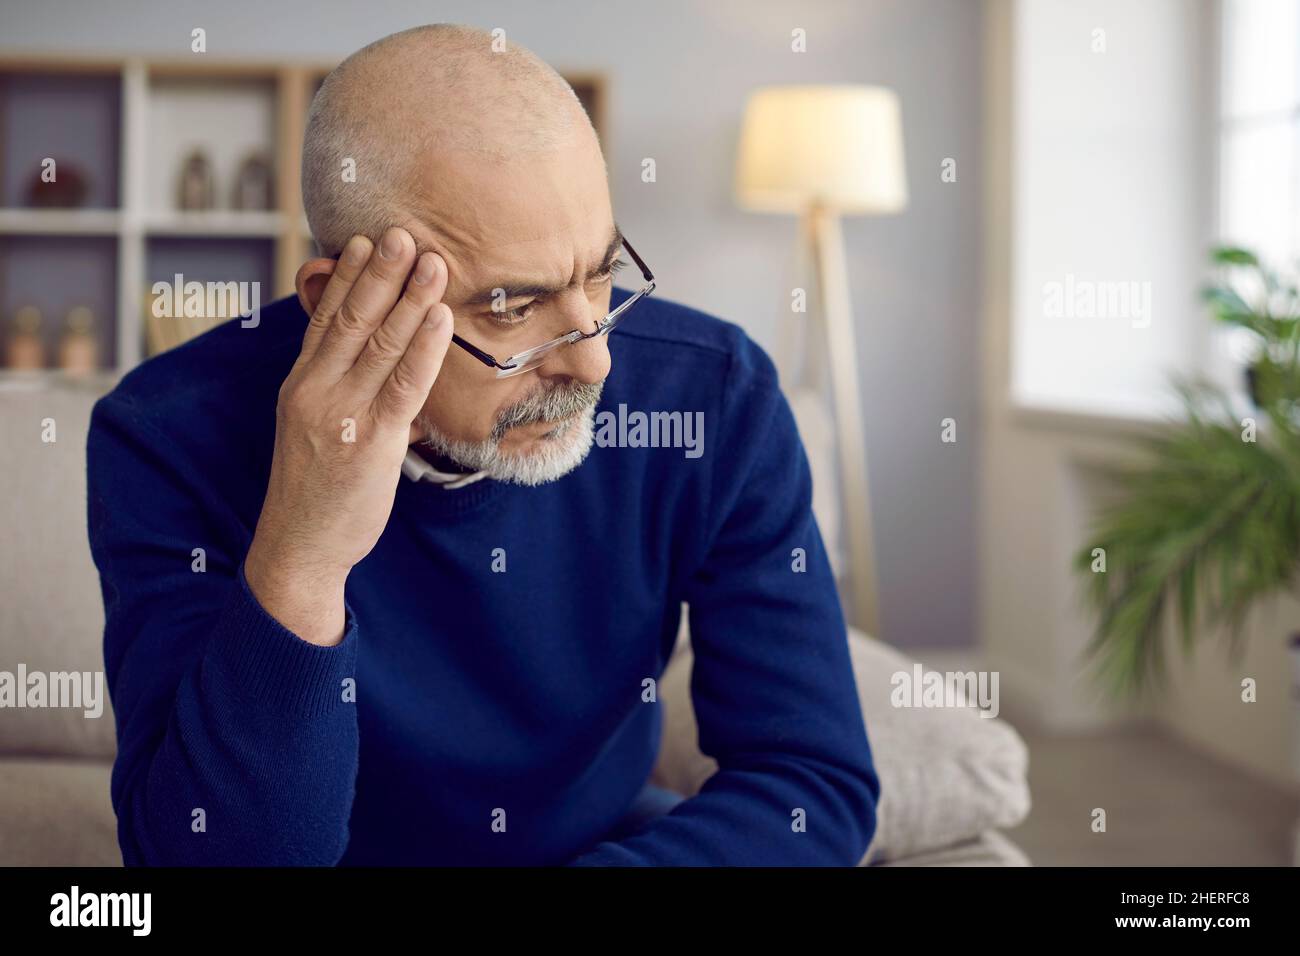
[[734, 84, 908, 215]]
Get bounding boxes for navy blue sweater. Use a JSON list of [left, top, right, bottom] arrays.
[[87, 286, 879, 866]]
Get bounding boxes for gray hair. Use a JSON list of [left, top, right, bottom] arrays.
[[302, 23, 593, 257]]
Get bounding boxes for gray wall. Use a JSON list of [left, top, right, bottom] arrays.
[[2, 0, 983, 649]]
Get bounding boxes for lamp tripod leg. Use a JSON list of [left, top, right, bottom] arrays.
[[808, 204, 881, 636]]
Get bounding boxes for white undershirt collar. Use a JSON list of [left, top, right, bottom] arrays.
[[401, 448, 490, 490]]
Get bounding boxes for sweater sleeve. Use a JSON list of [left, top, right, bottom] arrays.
[[569, 356, 880, 866], [87, 392, 360, 866]]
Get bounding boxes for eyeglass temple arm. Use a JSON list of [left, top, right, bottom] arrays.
[[622, 237, 654, 283], [451, 334, 515, 370]]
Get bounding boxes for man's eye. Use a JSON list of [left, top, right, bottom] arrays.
[[488, 302, 535, 325], [589, 259, 626, 287]]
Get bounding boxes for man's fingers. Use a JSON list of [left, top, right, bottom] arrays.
[[373, 303, 454, 425], [345, 252, 448, 395], [310, 226, 417, 378], [298, 235, 373, 364]]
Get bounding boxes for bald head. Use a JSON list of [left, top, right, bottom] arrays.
[[303, 23, 599, 257]]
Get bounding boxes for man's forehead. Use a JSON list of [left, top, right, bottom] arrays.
[[401, 136, 611, 260], [406, 218, 621, 297]]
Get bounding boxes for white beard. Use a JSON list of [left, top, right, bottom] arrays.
[[417, 404, 597, 487]]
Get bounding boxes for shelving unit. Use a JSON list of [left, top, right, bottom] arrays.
[[0, 55, 606, 382]]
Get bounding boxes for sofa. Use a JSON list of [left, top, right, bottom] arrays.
[[0, 380, 1031, 866]]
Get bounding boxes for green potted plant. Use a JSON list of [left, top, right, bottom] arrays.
[[1201, 247, 1300, 409], [1074, 246, 1300, 693], [1073, 246, 1300, 859]]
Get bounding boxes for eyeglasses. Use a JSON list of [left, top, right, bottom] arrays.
[[451, 236, 656, 378]]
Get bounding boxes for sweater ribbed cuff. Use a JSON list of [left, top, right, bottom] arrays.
[[205, 560, 360, 719]]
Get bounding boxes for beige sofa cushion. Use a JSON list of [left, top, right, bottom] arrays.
[[0, 758, 120, 865], [0, 384, 117, 759], [651, 621, 1032, 863], [874, 828, 1031, 867]]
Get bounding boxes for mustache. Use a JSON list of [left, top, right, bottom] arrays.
[[491, 380, 604, 440]]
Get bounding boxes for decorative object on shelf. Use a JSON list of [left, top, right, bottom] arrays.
[[58, 306, 99, 374], [734, 84, 908, 637], [231, 152, 274, 211], [5, 306, 46, 370], [177, 149, 215, 211], [25, 161, 89, 208]]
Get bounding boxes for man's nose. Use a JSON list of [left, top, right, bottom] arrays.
[[538, 291, 612, 385]]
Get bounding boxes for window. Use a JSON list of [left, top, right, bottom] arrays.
[[1218, 0, 1300, 265], [1009, 0, 1209, 419]]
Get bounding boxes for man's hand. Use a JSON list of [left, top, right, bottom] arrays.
[[245, 227, 453, 646]]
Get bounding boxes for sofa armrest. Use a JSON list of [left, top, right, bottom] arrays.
[[652, 618, 1033, 862]]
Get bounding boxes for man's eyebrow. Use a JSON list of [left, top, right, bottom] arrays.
[[461, 226, 624, 308]]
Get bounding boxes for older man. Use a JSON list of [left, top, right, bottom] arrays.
[[88, 23, 877, 866]]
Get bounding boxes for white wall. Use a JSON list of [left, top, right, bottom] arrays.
[[1, 0, 986, 650]]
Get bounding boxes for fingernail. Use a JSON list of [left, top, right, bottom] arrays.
[[412, 253, 435, 285], [344, 236, 367, 265], [424, 305, 448, 329], [379, 228, 404, 260]]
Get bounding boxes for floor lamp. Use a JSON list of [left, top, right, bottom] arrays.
[[734, 85, 908, 637]]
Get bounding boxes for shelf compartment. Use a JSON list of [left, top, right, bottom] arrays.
[[0, 70, 123, 209], [143, 236, 274, 356], [0, 234, 118, 370], [145, 74, 277, 216]]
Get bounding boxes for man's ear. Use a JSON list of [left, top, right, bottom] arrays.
[[295, 257, 337, 318]]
